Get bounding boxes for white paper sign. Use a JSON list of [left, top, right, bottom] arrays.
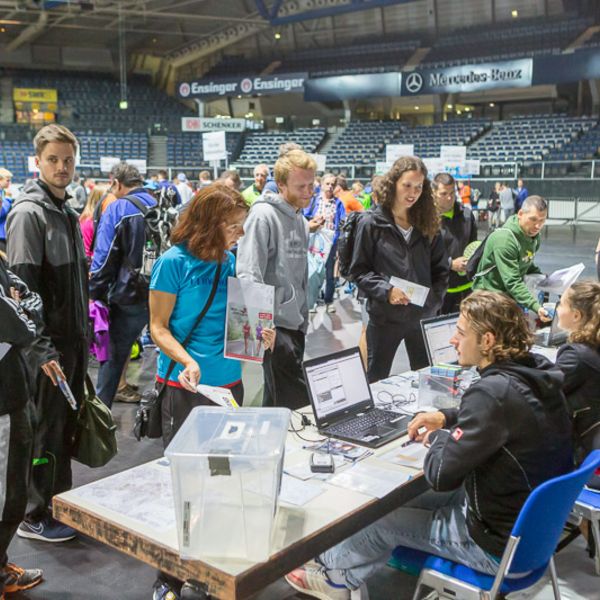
[[536, 263, 585, 295], [27, 156, 39, 173], [127, 159, 147, 174], [100, 156, 120, 173], [386, 144, 415, 164], [423, 158, 445, 176], [202, 131, 227, 162], [375, 161, 391, 174], [309, 153, 327, 172], [440, 145, 467, 164], [389, 276, 430, 307], [464, 159, 481, 175]]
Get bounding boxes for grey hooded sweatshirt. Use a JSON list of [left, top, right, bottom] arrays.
[[236, 190, 309, 333]]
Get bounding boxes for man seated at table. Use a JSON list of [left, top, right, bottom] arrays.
[[286, 290, 573, 600]]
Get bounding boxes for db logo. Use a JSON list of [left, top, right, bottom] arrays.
[[240, 78, 253, 94], [179, 82, 191, 97]]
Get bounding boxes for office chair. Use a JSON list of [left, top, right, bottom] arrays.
[[390, 450, 600, 600]]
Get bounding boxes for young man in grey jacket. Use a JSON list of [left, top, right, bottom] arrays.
[[237, 149, 319, 410]]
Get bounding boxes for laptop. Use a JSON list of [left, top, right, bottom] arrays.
[[534, 302, 568, 348], [421, 313, 460, 366], [303, 348, 410, 448]]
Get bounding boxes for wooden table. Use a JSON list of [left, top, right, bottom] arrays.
[[54, 413, 428, 599]]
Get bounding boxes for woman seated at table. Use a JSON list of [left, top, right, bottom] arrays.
[[556, 280, 600, 485]]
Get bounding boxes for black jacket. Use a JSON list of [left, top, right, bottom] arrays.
[[440, 202, 477, 291], [425, 354, 573, 557], [348, 205, 449, 325], [556, 343, 600, 461], [0, 260, 41, 415], [6, 179, 89, 368], [89, 188, 157, 305]]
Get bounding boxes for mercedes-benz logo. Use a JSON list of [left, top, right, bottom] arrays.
[[405, 72, 423, 94]]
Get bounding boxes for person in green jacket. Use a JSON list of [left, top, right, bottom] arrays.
[[473, 195, 552, 322], [241, 164, 269, 206]]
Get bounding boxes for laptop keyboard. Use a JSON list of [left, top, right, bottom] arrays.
[[328, 410, 400, 437]]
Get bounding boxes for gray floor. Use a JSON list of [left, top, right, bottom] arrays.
[[8, 224, 600, 599]]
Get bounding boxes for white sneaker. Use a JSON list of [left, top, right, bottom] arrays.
[[286, 565, 351, 600], [326, 304, 336, 313]]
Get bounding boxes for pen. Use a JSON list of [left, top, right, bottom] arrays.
[[400, 438, 417, 448]]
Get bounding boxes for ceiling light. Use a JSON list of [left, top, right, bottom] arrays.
[[237, 95, 242, 99], [446, 104, 453, 109], [414, 106, 420, 110], [119, 100, 128, 110], [274, 32, 281, 40], [464, 107, 471, 112], [489, 102, 495, 107], [456, 110, 462, 115], [512, 9, 518, 17]]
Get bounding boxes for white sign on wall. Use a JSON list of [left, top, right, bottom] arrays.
[[463, 159, 481, 176], [100, 156, 121, 173], [202, 131, 227, 162], [423, 157, 446, 177], [182, 117, 245, 132], [127, 159, 147, 175], [27, 156, 39, 173], [385, 144, 415, 164], [440, 145, 467, 165], [309, 153, 327, 172]]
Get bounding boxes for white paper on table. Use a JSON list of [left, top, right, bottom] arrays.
[[0, 343, 11, 361], [279, 475, 325, 506], [380, 443, 428, 470], [328, 463, 412, 498], [195, 384, 239, 408], [389, 276, 430, 307], [535, 263, 585, 295]]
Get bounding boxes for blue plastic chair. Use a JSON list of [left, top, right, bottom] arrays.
[[572, 486, 600, 575], [390, 450, 600, 600]]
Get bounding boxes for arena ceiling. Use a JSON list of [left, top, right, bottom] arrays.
[[0, 0, 574, 73]]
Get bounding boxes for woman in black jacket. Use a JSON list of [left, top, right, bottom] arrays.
[[348, 156, 449, 381], [556, 280, 600, 474]]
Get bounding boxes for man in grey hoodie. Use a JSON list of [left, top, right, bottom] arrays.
[[237, 149, 319, 410]]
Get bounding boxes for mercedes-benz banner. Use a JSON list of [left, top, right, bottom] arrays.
[[401, 58, 533, 96]]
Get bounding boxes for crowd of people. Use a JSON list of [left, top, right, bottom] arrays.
[[0, 123, 599, 600]]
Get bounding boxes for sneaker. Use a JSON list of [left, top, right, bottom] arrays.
[[124, 382, 139, 392], [17, 516, 76, 543], [114, 385, 141, 403], [181, 581, 208, 599], [309, 306, 318, 314], [152, 581, 180, 600], [1, 563, 43, 593], [326, 304, 336, 313], [285, 565, 351, 600]]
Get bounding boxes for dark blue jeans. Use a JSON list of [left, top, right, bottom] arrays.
[[324, 240, 338, 304], [97, 302, 148, 408]]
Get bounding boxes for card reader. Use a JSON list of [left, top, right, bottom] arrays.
[[310, 452, 335, 473]]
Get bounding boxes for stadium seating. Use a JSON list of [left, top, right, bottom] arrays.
[[8, 70, 194, 133], [423, 15, 591, 68], [327, 121, 406, 165], [236, 128, 326, 164], [546, 119, 600, 160], [166, 132, 242, 168], [467, 114, 594, 162]]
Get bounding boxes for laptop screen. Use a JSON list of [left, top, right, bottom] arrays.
[[304, 348, 373, 422], [421, 313, 460, 365]]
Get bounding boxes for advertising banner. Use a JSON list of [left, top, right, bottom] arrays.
[[177, 73, 307, 99], [13, 88, 58, 103], [181, 117, 245, 132], [304, 72, 401, 102], [401, 58, 533, 96]]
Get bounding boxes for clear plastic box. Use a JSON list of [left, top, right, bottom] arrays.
[[418, 367, 473, 410], [164, 406, 291, 562]]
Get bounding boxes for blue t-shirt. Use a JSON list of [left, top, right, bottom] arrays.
[[149, 244, 241, 387]]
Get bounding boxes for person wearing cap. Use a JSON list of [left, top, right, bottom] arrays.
[[0, 168, 13, 253], [157, 169, 182, 205], [175, 172, 194, 205]]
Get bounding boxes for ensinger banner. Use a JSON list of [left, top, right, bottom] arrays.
[[177, 73, 307, 99]]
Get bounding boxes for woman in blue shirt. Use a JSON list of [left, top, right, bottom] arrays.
[[149, 184, 275, 446]]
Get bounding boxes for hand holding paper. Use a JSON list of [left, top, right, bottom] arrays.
[[389, 276, 430, 307]]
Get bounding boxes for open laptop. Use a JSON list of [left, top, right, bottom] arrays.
[[534, 302, 568, 348], [303, 348, 410, 448], [421, 313, 460, 366]]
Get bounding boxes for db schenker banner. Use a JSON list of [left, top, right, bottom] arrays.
[[177, 73, 307, 99], [401, 58, 533, 96]]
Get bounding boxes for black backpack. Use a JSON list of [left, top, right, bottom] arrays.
[[465, 228, 517, 280], [337, 211, 370, 281]]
